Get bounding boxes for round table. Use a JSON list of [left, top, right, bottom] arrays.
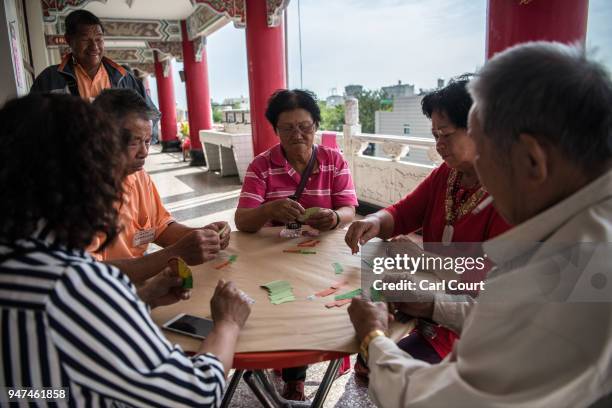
[[152, 227, 412, 407]]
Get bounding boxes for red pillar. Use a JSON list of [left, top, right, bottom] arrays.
[[181, 21, 212, 166], [245, 0, 287, 155], [486, 0, 589, 59], [154, 51, 181, 152]]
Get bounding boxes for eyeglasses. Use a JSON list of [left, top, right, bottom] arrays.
[[277, 121, 315, 137], [432, 127, 458, 140]]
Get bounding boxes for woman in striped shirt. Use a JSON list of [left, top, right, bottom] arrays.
[[0, 94, 250, 407]]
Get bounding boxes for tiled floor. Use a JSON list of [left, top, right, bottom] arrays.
[[146, 146, 376, 408]]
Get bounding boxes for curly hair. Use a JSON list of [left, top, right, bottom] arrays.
[[421, 74, 474, 129], [265, 89, 321, 130], [0, 94, 125, 250]]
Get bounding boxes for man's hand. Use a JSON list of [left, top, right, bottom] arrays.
[[345, 218, 381, 254], [210, 280, 251, 330], [382, 273, 436, 319], [203, 221, 230, 250], [168, 229, 220, 265], [305, 208, 336, 231], [389, 301, 435, 320], [264, 198, 305, 224], [137, 267, 190, 309], [348, 297, 390, 342]]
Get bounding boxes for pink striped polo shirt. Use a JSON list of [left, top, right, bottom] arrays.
[[238, 144, 358, 210]]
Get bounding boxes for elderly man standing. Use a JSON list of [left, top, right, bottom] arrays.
[[30, 9, 153, 107], [348, 42, 612, 407]]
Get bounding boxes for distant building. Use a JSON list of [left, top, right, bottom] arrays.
[[344, 84, 363, 97], [382, 80, 414, 99], [221, 96, 249, 110], [419, 78, 446, 95], [326, 94, 344, 107], [326, 88, 344, 107], [375, 94, 433, 165], [222, 108, 251, 134]]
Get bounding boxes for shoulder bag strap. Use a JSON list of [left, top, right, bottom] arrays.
[[289, 145, 318, 201]]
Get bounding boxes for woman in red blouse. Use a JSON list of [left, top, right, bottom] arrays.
[[345, 75, 511, 377]]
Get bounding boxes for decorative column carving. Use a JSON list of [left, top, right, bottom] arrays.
[[194, 35, 207, 62], [266, 0, 290, 27], [161, 58, 171, 78], [382, 142, 410, 162], [343, 97, 363, 187]]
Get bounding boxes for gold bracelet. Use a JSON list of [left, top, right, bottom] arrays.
[[359, 329, 387, 362]]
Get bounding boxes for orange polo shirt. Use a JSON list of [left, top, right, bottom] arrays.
[[74, 62, 111, 100], [90, 170, 174, 261]]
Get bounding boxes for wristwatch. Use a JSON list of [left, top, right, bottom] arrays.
[[359, 329, 387, 362], [331, 210, 340, 229]]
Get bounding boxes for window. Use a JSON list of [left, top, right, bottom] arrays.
[[403, 124, 411, 135]]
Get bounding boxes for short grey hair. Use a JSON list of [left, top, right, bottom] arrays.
[[468, 42, 612, 172]]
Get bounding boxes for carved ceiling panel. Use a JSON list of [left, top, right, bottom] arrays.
[[41, 0, 106, 23], [191, 0, 245, 28]]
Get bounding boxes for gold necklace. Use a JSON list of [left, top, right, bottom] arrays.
[[442, 169, 487, 245]]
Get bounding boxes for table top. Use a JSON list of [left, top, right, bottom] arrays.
[[151, 227, 413, 367]]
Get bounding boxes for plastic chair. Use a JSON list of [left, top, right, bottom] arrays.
[[321, 132, 339, 150]]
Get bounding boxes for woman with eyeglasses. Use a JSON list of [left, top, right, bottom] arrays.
[[235, 89, 357, 234], [345, 76, 512, 383], [234, 89, 358, 401]]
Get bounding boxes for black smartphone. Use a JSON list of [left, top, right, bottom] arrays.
[[163, 313, 214, 339]]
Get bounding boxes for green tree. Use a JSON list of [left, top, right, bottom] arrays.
[[318, 101, 345, 131], [354, 89, 391, 134], [212, 104, 222, 123]]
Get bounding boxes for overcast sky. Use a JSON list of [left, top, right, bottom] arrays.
[[151, 0, 612, 108]]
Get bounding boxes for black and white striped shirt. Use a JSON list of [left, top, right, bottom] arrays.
[[0, 231, 225, 407]]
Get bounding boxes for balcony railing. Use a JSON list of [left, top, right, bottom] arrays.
[[203, 97, 440, 209], [341, 97, 441, 208]]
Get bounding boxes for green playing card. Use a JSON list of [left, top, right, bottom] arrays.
[[297, 207, 320, 222], [332, 262, 344, 274], [182, 275, 193, 290], [334, 288, 362, 301], [262, 280, 296, 304], [271, 296, 296, 305], [370, 288, 384, 302]]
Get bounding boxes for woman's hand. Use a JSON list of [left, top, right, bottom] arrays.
[[345, 217, 382, 254], [138, 267, 191, 309], [210, 280, 251, 330], [264, 198, 305, 224], [305, 208, 337, 231], [199, 280, 252, 377]]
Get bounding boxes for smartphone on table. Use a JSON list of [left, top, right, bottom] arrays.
[[163, 313, 214, 339]]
